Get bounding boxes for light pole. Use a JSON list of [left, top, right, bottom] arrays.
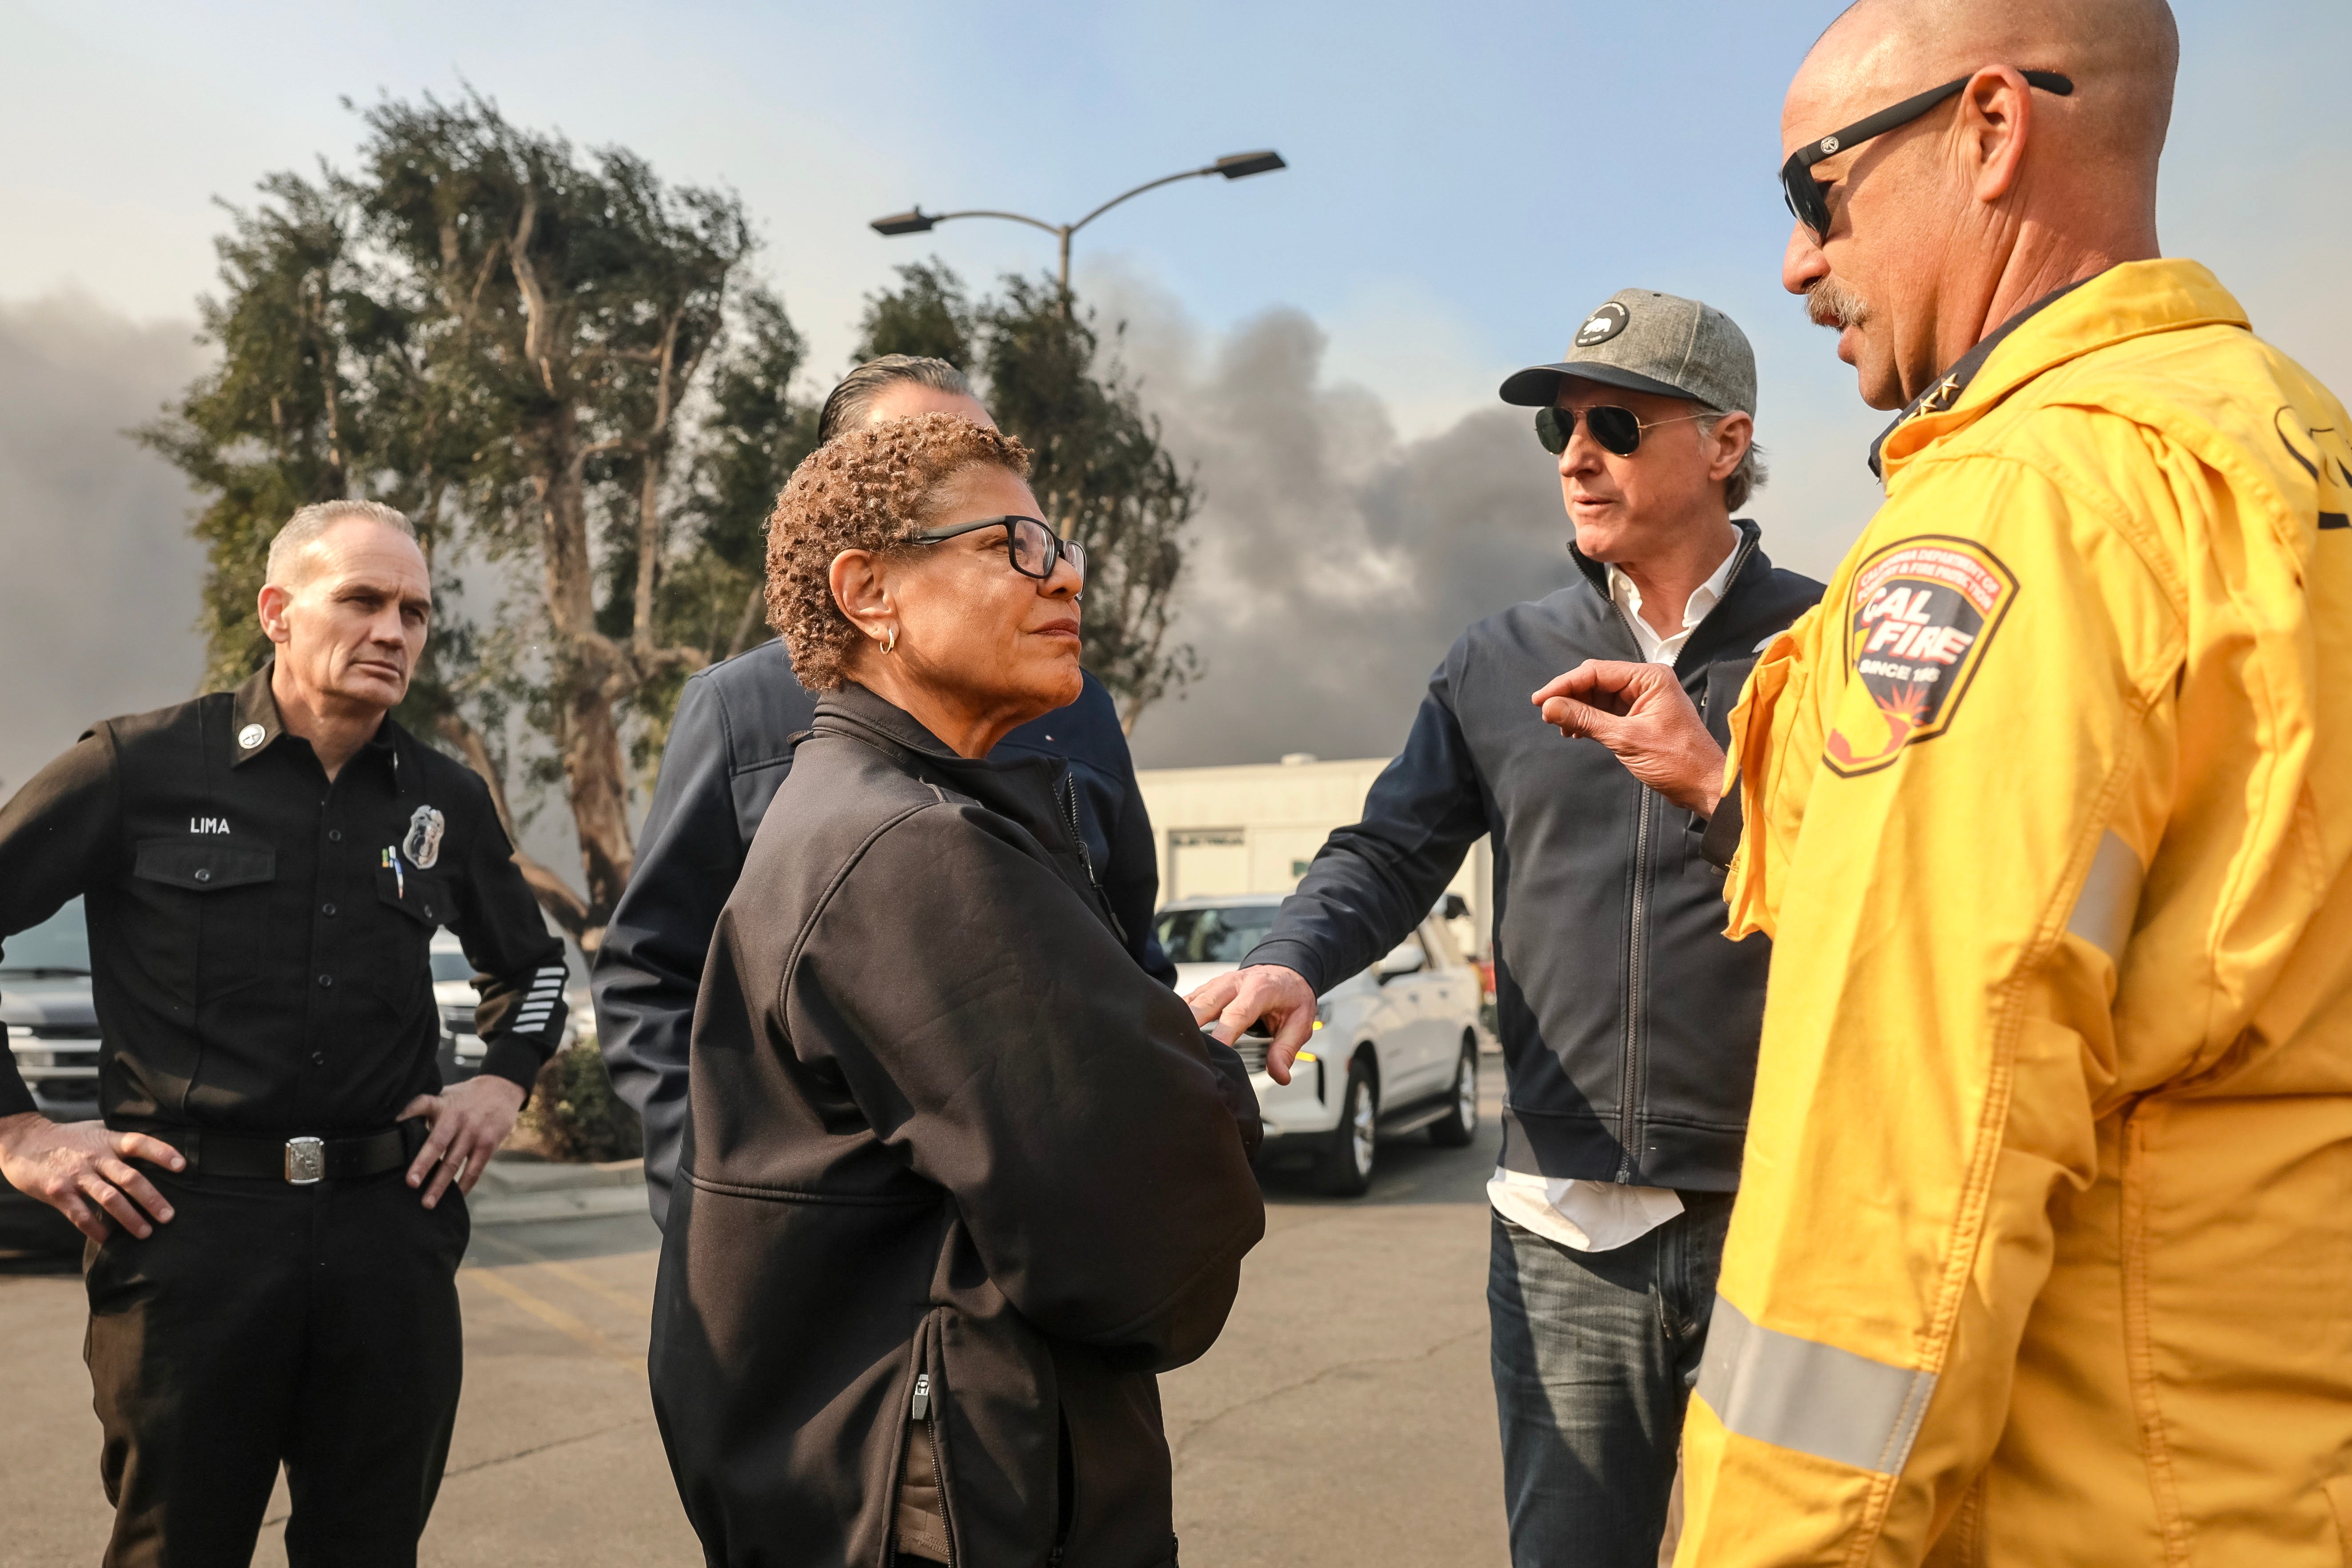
[[871, 151, 1286, 315]]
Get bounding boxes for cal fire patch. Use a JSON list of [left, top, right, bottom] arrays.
[[1823, 536, 2016, 777]]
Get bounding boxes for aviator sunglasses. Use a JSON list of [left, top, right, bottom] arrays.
[[912, 513, 1087, 587], [1780, 69, 2074, 240], [1535, 403, 1706, 459]]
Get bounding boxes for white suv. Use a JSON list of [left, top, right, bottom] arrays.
[[1158, 893, 1484, 1196]]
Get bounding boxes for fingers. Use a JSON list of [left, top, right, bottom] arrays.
[[1184, 973, 1242, 1024], [94, 1158, 174, 1226], [1263, 1008, 1317, 1087], [111, 1131, 186, 1173], [1540, 695, 1621, 742], [1210, 993, 1261, 1050], [397, 1094, 436, 1121], [1217, 991, 1300, 1083], [421, 1106, 493, 1208], [405, 1097, 449, 1191], [58, 1191, 107, 1244], [1530, 659, 1651, 711], [421, 1138, 461, 1207], [1529, 663, 1604, 706], [81, 1169, 158, 1239]]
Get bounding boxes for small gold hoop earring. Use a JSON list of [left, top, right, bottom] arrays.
[[882, 625, 898, 655]]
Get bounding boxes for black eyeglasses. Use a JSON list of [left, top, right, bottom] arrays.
[[1780, 70, 2074, 240], [1535, 403, 1706, 459], [911, 514, 1086, 587]]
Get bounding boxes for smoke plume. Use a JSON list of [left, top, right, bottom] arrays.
[[1105, 289, 1577, 769], [0, 295, 208, 796]]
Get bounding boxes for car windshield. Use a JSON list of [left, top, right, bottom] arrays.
[[430, 950, 478, 984], [1156, 905, 1279, 965], [1, 897, 90, 975]]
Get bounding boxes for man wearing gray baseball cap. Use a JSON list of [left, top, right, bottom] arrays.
[[1191, 287, 1822, 1565]]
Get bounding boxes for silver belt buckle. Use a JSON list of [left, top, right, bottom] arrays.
[[284, 1136, 326, 1185]]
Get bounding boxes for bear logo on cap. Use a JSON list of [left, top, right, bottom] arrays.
[[1573, 301, 1630, 348]]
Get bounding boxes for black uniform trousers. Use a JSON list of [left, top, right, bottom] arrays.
[[83, 1161, 469, 1568]]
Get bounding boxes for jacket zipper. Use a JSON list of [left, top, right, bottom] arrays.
[[1604, 527, 1761, 1183], [1617, 788, 1653, 1182], [911, 1359, 958, 1568], [1059, 773, 1130, 949]]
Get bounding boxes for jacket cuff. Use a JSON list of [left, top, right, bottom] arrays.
[[481, 1038, 551, 1107], [0, 1054, 37, 1119], [1236, 940, 1330, 996]]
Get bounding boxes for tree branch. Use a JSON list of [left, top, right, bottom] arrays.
[[725, 579, 769, 660], [433, 709, 592, 941]]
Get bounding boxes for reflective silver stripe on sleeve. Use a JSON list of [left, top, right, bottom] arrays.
[[1695, 1295, 1937, 1475], [2065, 830, 2143, 964]]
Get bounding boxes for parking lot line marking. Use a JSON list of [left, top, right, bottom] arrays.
[[470, 1231, 654, 1318], [463, 1264, 642, 1369]]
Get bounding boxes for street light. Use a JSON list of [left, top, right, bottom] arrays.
[[870, 150, 1287, 310]]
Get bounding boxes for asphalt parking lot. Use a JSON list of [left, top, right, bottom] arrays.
[[0, 1068, 1507, 1568]]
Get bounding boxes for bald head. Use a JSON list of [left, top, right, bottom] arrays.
[[1782, 0, 2178, 408], [1805, 0, 2177, 178]]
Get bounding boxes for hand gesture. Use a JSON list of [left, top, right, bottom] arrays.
[[1533, 660, 1727, 816], [0, 1111, 183, 1242], [399, 1072, 527, 1209], [1186, 964, 1318, 1085]]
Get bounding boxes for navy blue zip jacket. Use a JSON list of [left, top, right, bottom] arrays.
[[1243, 522, 1821, 1191], [594, 640, 1174, 1226]]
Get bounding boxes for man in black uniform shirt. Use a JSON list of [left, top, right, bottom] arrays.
[[0, 498, 569, 1567], [594, 355, 1175, 1227]]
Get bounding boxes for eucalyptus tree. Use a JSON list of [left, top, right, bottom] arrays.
[[146, 93, 800, 948]]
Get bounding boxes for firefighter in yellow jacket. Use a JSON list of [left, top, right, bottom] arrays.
[[1532, 0, 2352, 1561]]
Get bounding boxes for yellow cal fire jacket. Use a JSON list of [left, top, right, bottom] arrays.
[[1677, 259, 2352, 1567]]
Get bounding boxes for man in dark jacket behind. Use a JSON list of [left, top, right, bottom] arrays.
[[1191, 291, 1823, 1567], [594, 355, 1174, 1227]]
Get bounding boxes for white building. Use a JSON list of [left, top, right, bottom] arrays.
[[1133, 754, 1493, 959]]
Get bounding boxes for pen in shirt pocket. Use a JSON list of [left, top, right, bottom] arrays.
[[382, 846, 405, 899]]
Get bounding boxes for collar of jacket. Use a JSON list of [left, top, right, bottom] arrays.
[[1568, 517, 1763, 618], [812, 680, 1077, 829], [1871, 258, 2251, 487], [812, 679, 975, 763], [229, 661, 404, 788]]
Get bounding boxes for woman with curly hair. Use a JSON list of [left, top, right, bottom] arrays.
[[649, 412, 1266, 1568]]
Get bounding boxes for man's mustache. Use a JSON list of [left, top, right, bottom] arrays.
[[1805, 277, 1870, 331]]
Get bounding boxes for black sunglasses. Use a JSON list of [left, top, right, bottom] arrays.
[[911, 513, 1086, 587], [1535, 403, 1706, 459], [1780, 69, 2074, 239]]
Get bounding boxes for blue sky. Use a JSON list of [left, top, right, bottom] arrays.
[[10, 0, 2346, 433], [3, 0, 2349, 774]]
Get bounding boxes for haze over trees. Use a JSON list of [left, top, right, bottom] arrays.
[[145, 92, 1199, 945]]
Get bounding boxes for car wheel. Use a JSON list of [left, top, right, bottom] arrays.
[[1314, 1057, 1378, 1196], [1428, 1032, 1478, 1147]]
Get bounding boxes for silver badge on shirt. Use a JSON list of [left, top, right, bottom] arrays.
[[237, 722, 266, 750], [402, 805, 446, 869]]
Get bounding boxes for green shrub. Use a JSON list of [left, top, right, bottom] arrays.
[[515, 1043, 643, 1163]]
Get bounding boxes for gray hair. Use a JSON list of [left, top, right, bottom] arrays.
[[265, 499, 418, 585], [1696, 412, 1768, 514], [816, 355, 975, 446]]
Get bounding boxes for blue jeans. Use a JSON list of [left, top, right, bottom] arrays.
[[1487, 1194, 1734, 1568]]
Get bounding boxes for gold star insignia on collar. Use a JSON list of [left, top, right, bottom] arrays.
[[1916, 373, 1964, 417]]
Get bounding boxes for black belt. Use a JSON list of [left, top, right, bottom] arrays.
[[155, 1124, 418, 1184]]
